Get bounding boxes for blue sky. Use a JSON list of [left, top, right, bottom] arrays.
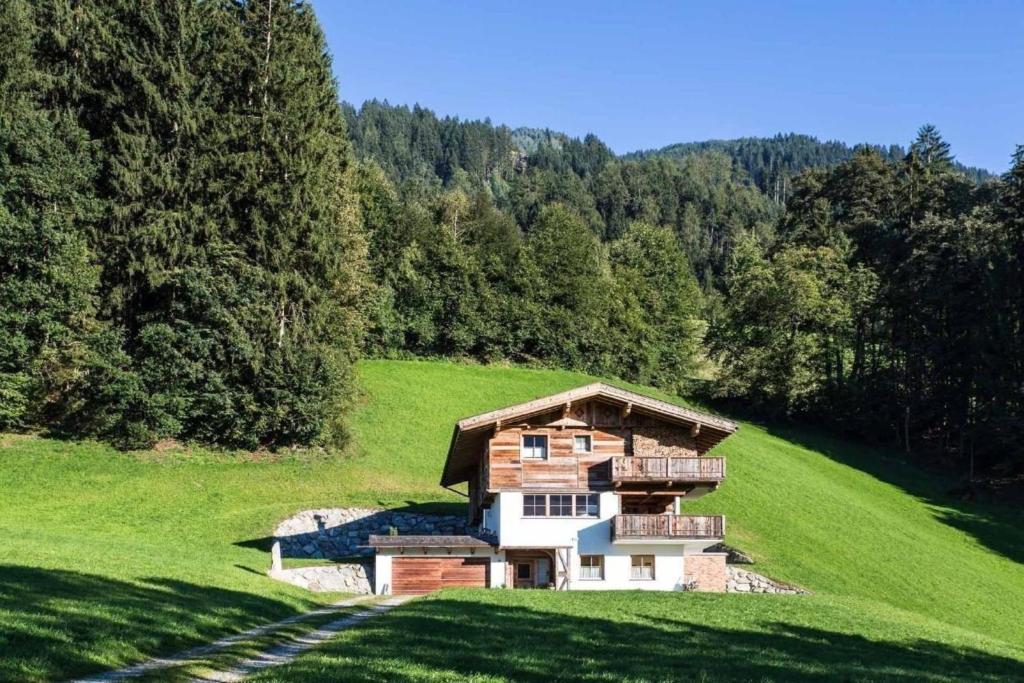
[[313, 1, 1023, 172]]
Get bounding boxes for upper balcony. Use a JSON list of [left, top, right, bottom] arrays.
[[610, 456, 725, 485], [610, 514, 725, 543]]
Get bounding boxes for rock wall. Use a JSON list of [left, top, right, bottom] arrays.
[[269, 562, 373, 594], [726, 566, 809, 594], [274, 507, 477, 560]]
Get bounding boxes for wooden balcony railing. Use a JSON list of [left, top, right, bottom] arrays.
[[610, 456, 725, 483], [611, 514, 725, 541]]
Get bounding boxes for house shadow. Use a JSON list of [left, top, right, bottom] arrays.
[[763, 423, 1024, 566], [0, 563, 316, 682], [235, 500, 482, 563], [256, 593, 1024, 682]]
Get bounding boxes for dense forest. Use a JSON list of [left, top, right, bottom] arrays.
[[626, 134, 992, 203], [2, 1, 1021, 482]]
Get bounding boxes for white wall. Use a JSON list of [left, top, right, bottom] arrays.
[[493, 491, 711, 591], [374, 553, 391, 594]]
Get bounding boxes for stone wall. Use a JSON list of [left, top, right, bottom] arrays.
[[269, 562, 373, 594], [726, 566, 809, 594], [684, 553, 727, 592], [274, 507, 478, 560]]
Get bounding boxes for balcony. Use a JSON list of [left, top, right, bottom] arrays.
[[611, 514, 725, 542], [610, 456, 725, 484]]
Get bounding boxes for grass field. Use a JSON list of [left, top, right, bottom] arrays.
[[2, 359, 1024, 680]]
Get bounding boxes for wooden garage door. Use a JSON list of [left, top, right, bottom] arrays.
[[391, 557, 489, 595]]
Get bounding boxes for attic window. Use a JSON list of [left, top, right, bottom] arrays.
[[521, 435, 548, 460], [573, 435, 592, 452]]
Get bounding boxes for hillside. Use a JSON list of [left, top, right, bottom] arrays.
[[624, 133, 993, 196], [2, 360, 1023, 680]]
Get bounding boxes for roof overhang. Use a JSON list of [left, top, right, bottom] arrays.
[[440, 383, 738, 487]]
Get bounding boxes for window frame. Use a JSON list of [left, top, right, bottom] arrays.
[[520, 434, 549, 461], [573, 434, 592, 453], [579, 554, 604, 580], [522, 494, 547, 517], [549, 494, 574, 517], [574, 493, 599, 517], [630, 554, 656, 581]]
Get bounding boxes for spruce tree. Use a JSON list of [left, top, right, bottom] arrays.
[[210, 0, 369, 447]]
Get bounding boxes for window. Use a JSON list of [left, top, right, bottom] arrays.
[[549, 494, 574, 517], [521, 435, 548, 460], [523, 494, 547, 517], [579, 555, 603, 580], [574, 493, 599, 517], [516, 562, 532, 580], [573, 434, 592, 452], [630, 555, 655, 580], [523, 493, 598, 518]]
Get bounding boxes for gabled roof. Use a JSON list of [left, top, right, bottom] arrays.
[[440, 383, 738, 487]]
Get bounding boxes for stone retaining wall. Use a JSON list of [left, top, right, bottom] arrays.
[[274, 507, 476, 560], [268, 562, 373, 594], [726, 565, 809, 594]]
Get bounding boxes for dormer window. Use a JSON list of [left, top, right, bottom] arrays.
[[573, 435, 592, 452], [521, 434, 548, 460]]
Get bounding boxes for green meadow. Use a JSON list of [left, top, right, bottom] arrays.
[[1, 359, 1023, 681]]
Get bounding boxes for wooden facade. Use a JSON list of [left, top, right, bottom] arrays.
[[464, 398, 730, 523]]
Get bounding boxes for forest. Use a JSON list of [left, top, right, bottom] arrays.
[[2, 0, 1021, 483]]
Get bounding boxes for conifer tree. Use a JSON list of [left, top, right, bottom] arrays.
[[610, 222, 704, 390], [0, 0, 101, 429], [210, 0, 369, 446]]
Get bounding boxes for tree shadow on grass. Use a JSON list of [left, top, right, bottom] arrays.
[[258, 594, 1024, 683], [763, 424, 1024, 565], [0, 564, 314, 682]]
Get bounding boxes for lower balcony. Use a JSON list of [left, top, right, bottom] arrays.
[[610, 514, 725, 542]]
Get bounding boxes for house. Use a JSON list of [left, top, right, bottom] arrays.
[[369, 383, 737, 595]]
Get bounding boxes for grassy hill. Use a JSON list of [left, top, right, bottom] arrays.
[[2, 359, 1023, 681]]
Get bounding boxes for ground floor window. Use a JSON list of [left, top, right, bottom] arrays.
[[630, 554, 655, 580], [522, 493, 598, 517], [516, 562, 533, 581], [579, 554, 603, 580], [549, 494, 574, 517], [523, 494, 546, 517]]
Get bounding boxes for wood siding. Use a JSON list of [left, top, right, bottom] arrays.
[[486, 401, 629, 491], [482, 399, 725, 492], [391, 557, 490, 595]]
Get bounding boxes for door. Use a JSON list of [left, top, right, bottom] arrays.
[[536, 557, 551, 586], [391, 557, 490, 595]]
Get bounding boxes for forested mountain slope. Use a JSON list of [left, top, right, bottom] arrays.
[[626, 133, 992, 200]]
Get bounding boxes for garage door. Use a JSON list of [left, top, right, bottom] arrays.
[[391, 557, 489, 595]]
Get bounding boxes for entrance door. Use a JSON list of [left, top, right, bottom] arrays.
[[536, 557, 551, 586]]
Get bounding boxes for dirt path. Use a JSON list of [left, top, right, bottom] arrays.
[[70, 595, 408, 682], [189, 597, 409, 682]]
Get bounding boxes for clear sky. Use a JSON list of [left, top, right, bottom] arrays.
[[312, 1, 1023, 172]]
